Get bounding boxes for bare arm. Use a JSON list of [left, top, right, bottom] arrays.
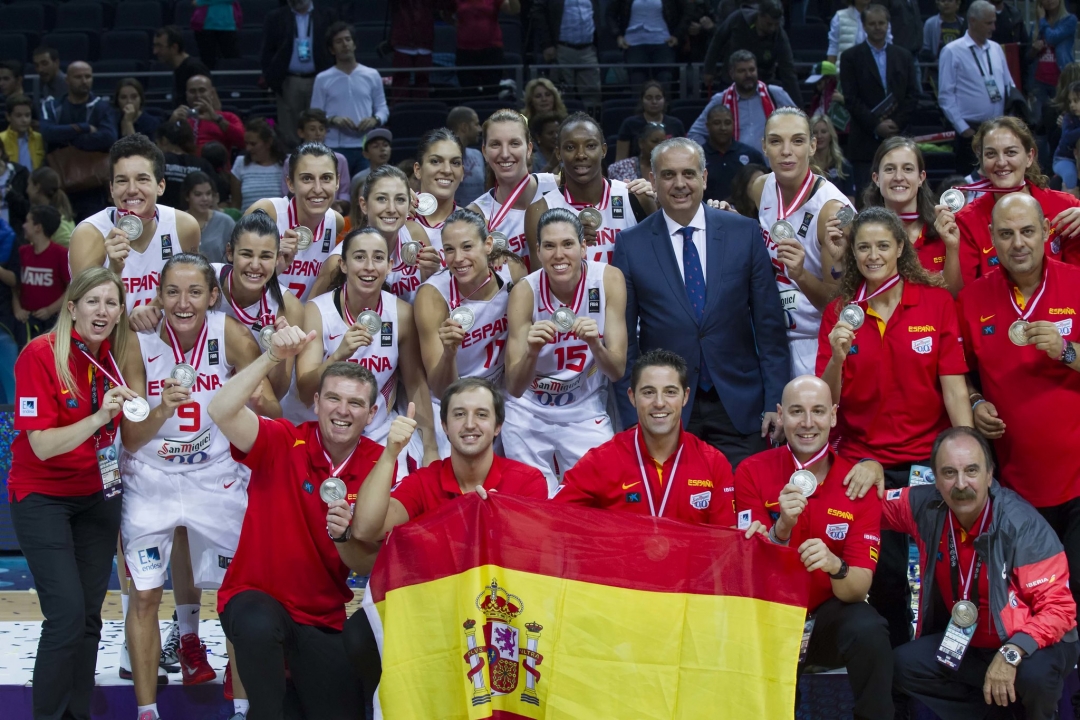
[[175, 210, 202, 254], [941, 374, 973, 427], [413, 284, 458, 398], [504, 280, 544, 397], [830, 564, 874, 603], [268, 291, 304, 399], [117, 334, 191, 452], [523, 198, 547, 270], [396, 301, 439, 463], [295, 300, 332, 406], [351, 408, 417, 543], [586, 265, 627, 382], [225, 315, 282, 419], [68, 223, 107, 277]]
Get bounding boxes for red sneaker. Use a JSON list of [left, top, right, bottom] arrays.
[[179, 633, 215, 686], [223, 660, 233, 700]]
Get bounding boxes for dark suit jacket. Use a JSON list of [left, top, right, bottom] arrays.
[[839, 41, 919, 163], [530, 0, 602, 49], [612, 206, 789, 435], [261, 5, 336, 95]]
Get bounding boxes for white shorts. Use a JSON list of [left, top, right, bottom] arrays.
[[788, 336, 821, 380], [501, 404, 613, 495], [119, 454, 249, 592]]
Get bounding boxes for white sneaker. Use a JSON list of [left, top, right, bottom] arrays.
[[119, 641, 168, 684], [160, 613, 180, 669]]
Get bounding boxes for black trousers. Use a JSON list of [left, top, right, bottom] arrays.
[[894, 633, 1079, 720], [687, 387, 768, 470], [221, 590, 362, 720], [10, 490, 121, 720], [802, 598, 895, 720], [342, 609, 382, 713], [869, 462, 921, 649], [1037, 496, 1080, 628], [456, 48, 504, 94], [955, 128, 979, 176]]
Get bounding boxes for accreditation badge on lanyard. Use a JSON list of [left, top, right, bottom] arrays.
[[970, 46, 1002, 103], [936, 503, 992, 669], [74, 337, 124, 498], [296, 14, 313, 62]]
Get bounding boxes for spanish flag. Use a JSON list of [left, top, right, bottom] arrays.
[[363, 494, 808, 719]]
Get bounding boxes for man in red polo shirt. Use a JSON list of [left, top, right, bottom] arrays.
[[735, 375, 891, 720], [552, 349, 736, 526], [958, 192, 1080, 627], [207, 325, 383, 720]]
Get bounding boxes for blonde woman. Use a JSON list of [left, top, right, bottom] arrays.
[[522, 77, 568, 121], [811, 112, 856, 202]]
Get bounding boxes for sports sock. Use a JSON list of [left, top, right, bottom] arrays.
[[177, 603, 200, 637]]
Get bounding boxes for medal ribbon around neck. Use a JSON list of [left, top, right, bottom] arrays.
[[226, 269, 271, 328], [949, 500, 992, 601], [449, 272, 494, 310], [288, 196, 327, 246], [854, 273, 902, 305], [897, 211, 921, 222], [633, 427, 686, 518], [342, 282, 383, 326], [315, 427, 362, 478], [489, 173, 532, 230], [72, 340, 129, 390], [955, 178, 1026, 194], [776, 171, 815, 220], [164, 317, 209, 370], [539, 261, 588, 315], [1008, 267, 1049, 322], [788, 442, 829, 472], [562, 178, 611, 211], [113, 206, 160, 223], [416, 201, 458, 229]]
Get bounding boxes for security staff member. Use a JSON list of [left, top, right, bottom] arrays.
[[735, 375, 892, 720], [10, 267, 138, 720]]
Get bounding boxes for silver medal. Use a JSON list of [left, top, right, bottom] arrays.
[[320, 476, 347, 504], [790, 469, 818, 497], [770, 219, 796, 241], [578, 207, 603, 229], [416, 192, 438, 216], [1008, 320, 1030, 346], [116, 214, 143, 241], [835, 206, 855, 228], [551, 307, 577, 333], [294, 225, 314, 250], [258, 325, 275, 351], [951, 599, 978, 629], [451, 306, 475, 331], [122, 396, 150, 422], [170, 363, 197, 389], [839, 303, 866, 330], [940, 188, 966, 213], [401, 240, 421, 267], [490, 230, 509, 250], [356, 310, 382, 335]]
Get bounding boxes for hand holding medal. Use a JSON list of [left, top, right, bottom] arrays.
[[1022, 321, 1067, 359]]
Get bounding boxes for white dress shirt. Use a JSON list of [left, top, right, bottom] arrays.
[[663, 205, 708, 284], [938, 32, 1013, 134], [310, 63, 390, 149]]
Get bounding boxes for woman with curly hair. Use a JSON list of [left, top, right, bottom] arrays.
[[522, 78, 568, 121], [816, 205, 972, 649], [810, 112, 855, 201]]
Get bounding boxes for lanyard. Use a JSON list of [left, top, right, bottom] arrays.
[[538, 261, 588, 314], [955, 178, 1025, 194], [854, 273, 902, 304], [776, 171, 815, 220], [72, 337, 119, 442], [315, 427, 361, 477], [633, 427, 685, 518], [340, 283, 382, 326], [294, 10, 312, 39], [449, 272, 494, 310], [968, 45, 993, 77], [948, 500, 992, 603], [562, 179, 611, 211], [226, 269, 271, 329], [489, 174, 532, 230], [287, 197, 326, 247], [789, 443, 829, 471], [1008, 267, 1049, 321], [164, 319, 209, 369]]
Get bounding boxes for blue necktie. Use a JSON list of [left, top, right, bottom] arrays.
[[680, 226, 712, 391]]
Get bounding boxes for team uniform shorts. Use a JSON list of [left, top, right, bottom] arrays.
[[789, 336, 819, 379], [501, 403, 613, 495]]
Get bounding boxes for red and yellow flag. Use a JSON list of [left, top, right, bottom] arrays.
[[364, 494, 808, 719]]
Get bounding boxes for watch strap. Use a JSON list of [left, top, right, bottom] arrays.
[[829, 558, 849, 579]]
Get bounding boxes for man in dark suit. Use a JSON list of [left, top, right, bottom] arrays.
[[839, 3, 919, 195], [613, 137, 789, 469]]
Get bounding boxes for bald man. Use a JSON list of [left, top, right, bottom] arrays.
[[958, 192, 1080, 630], [39, 60, 117, 154], [734, 375, 892, 720], [167, 74, 244, 154]]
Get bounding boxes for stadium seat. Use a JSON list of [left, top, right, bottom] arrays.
[[789, 22, 829, 63], [238, 27, 264, 59], [355, 25, 387, 54], [54, 2, 104, 33], [145, 61, 175, 94], [173, 0, 194, 30], [338, 0, 388, 23], [214, 58, 262, 90], [601, 99, 638, 137], [390, 136, 419, 166], [670, 105, 705, 132], [43, 32, 94, 65], [239, 0, 277, 27], [112, 2, 164, 31], [465, 100, 508, 124], [563, 98, 586, 113], [99, 30, 152, 62], [0, 34, 28, 64], [92, 59, 146, 94], [391, 101, 450, 115], [604, 134, 617, 168], [0, 4, 45, 37], [385, 109, 449, 139]]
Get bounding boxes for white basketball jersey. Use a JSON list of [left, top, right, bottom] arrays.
[[269, 196, 338, 302], [213, 263, 288, 343], [541, 179, 636, 265], [472, 173, 558, 271], [82, 205, 180, 312], [127, 311, 234, 472], [386, 226, 424, 302], [506, 262, 608, 423], [422, 269, 511, 383], [758, 174, 852, 340]]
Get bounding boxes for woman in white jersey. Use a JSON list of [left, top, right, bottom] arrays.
[[466, 109, 559, 270], [216, 211, 304, 399], [357, 165, 439, 302], [414, 208, 528, 457], [68, 134, 201, 330], [412, 128, 465, 256], [749, 106, 851, 377], [118, 253, 279, 718], [246, 142, 344, 302], [294, 227, 439, 470], [524, 112, 656, 266], [504, 207, 628, 492]]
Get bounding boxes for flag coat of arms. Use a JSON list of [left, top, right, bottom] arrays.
[[363, 493, 809, 719]]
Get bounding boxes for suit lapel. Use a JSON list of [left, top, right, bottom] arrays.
[[650, 213, 698, 323], [702, 209, 727, 318]]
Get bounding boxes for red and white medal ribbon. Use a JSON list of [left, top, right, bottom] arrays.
[[226, 269, 271, 328], [776, 171, 815, 220], [562, 179, 611, 211], [955, 178, 1026, 194], [789, 443, 829, 472], [315, 427, 361, 477], [538, 261, 587, 314], [948, 500, 992, 601], [488, 174, 532, 231], [854, 273, 902, 304], [633, 427, 686, 518], [288, 197, 326, 247], [897, 212, 921, 222], [449, 273, 494, 310], [164, 318, 209, 370], [1008, 267, 1049, 322], [341, 282, 382, 326], [415, 202, 458, 229], [73, 344, 129, 390], [113, 206, 159, 223]]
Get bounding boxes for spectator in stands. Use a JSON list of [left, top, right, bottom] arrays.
[[1053, 80, 1080, 189], [448, 107, 485, 204], [701, 105, 765, 203], [828, 0, 895, 64], [169, 74, 245, 155], [32, 47, 66, 100], [991, 0, 1028, 47], [0, 60, 26, 105], [702, 0, 802, 105], [532, 0, 603, 112], [2, 95, 43, 171], [888, 0, 923, 69], [310, 21, 389, 179], [152, 26, 212, 105], [282, 108, 351, 213], [606, 0, 686, 89], [0, 142, 29, 232], [262, 0, 335, 146], [729, 163, 768, 216], [811, 113, 856, 201], [200, 141, 235, 207], [181, 171, 235, 263], [840, 3, 919, 192], [231, 118, 287, 212], [191, 0, 241, 69], [805, 60, 845, 122], [922, 0, 965, 59], [14, 206, 67, 341], [389, 0, 449, 100], [615, 80, 685, 162], [114, 79, 161, 140], [27, 168, 74, 247], [609, 122, 667, 182], [529, 112, 560, 172], [456, 0, 520, 93], [938, 0, 1015, 173], [155, 119, 217, 208], [1031, 0, 1077, 131], [40, 63, 116, 156], [522, 78, 568, 121], [350, 128, 392, 198], [689, 50, 796, 152], [682, 0, 716, 63]]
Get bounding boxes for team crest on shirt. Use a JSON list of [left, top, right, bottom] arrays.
[[461, 579, 545, 706], [825, 523, 849, 541], [689, 491, 712, 509], [1055, 319, 1073, 337], [911, 336, 933, 355]]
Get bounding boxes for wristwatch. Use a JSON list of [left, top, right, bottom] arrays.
[[829, 559, 849, 580], [999, 645, 1022, 667], [1061, 341, 1077, 365], [328, 525, 352, 543]]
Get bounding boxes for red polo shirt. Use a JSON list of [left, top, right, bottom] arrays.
[[956, 184, 1080, 286], [219, 418, 385, 630], [934, 507, 997, 648], [734, 447, 881, 612], [815, 282, 969, 467], [391, 455, 548, 520], [957, 260, 1080, 507], [914, 225, 946, 274], [10, 333, 120, 500], [554, 428, 736, 527]]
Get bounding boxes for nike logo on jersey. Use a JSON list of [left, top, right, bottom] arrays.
[[622, 481, 641, 490], [982, 246, 994, 254], [148, 354, 163, 363], [329, 333, 342, 341], [980, 314, 995, 322], [224, 479, 238, 489], [765, 501, 780, 508]]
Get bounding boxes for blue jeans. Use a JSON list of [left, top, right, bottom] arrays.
[[333, 147, 368, 180], [624, 43, 676, 90], [0, 326, 18, 404], [1054, 156, 1078, 189]]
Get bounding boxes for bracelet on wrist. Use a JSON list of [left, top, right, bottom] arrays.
[[972, 398, 987, 411], [768, 525, 790, 546]]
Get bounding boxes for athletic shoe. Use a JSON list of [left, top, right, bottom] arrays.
[[137, 712, 159, 720], [160, 611, 180, 669], [223, 660, 233, 700], [178, 634, 215, 685], [119, 642, 168, 684], [227, 714, 246, 720]]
